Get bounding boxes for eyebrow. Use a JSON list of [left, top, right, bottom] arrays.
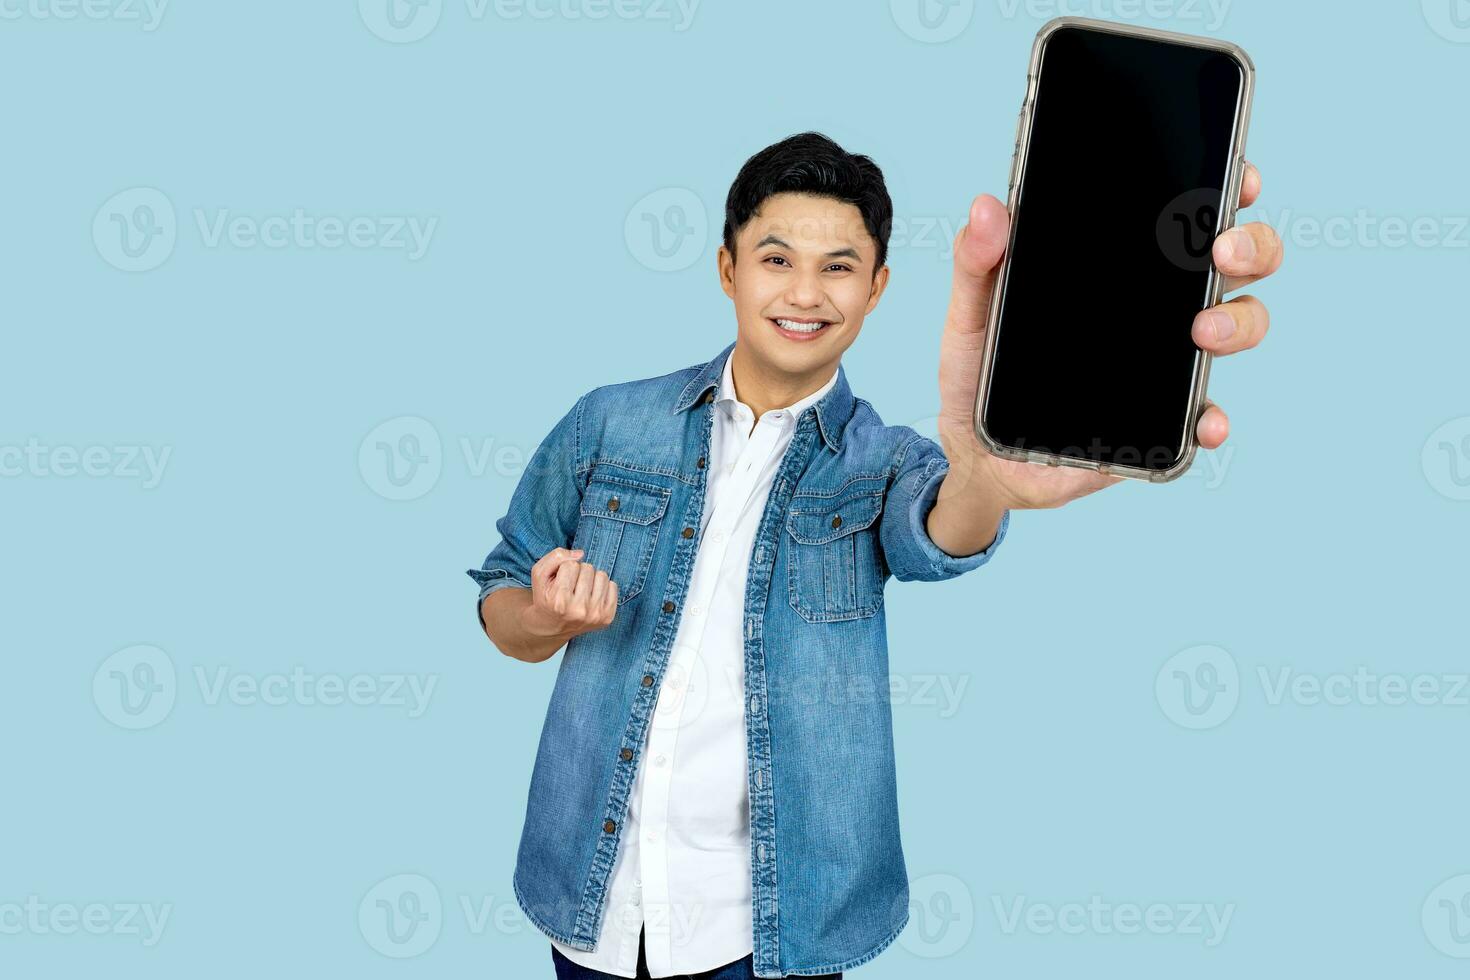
[[753, 234, 864, 264]]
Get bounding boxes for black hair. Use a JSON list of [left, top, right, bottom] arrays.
[[722, 132, 893, 272]]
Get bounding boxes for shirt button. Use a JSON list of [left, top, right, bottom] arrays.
[[696, 456, 706, 469], [620, 747, 633, 761], [662, 600, 676, 614], [703, 390, 715, 404], [831, 514, 842, 529], [712, 531, 725, 543], [655, 754, 667, 766], [641, 674, 654, 687], [681, 526, 694, 539], [688, 604, 703, 617], [607, 496, 620, 512], [604, 820, 617, 834]]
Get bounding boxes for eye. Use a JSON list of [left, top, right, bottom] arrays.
[[764, 255, 791, 267], [825, 263, 853, 273]]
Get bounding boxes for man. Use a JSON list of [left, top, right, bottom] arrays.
[[468, 132, 1281, 979]]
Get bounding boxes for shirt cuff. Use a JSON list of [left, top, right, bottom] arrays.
[[468, 568, 531, 630], [906, 458, 1010, 578]]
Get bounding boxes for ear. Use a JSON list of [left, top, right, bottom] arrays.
[[717, 245, 737, 301], [864, 264, 891, 316]]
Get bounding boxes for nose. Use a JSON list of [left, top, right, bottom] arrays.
[[784, 268, 825, 311]]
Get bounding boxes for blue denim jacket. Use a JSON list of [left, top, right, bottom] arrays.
[[468, 342, 1009, 977]]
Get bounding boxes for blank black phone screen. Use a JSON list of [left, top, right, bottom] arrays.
[[982, 26, 1245, 474]]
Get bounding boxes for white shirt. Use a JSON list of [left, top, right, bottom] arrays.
[[552, 354, 839, 978]]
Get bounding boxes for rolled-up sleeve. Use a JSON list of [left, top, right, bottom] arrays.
[[879, 434, 1010, 583], [466, 393, 586, 625]]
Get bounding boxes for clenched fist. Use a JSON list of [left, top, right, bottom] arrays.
[[521, 547, 618, 639]]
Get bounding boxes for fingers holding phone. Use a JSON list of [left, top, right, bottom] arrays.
[[1213, 221, 1285, 294]]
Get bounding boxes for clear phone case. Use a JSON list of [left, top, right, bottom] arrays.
[[972, 17, 1257, 484]]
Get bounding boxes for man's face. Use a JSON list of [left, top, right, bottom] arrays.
[[719, 192, 889, 380]]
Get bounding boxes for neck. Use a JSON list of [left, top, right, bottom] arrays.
[[728, 343, 835, 420]]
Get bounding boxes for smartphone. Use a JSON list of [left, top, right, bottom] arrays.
[[973, 18, 1255, 483]]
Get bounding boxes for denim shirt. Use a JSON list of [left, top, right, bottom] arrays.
[[468, 342, 1009, 978]]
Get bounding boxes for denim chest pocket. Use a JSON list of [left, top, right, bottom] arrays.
[[573, 475, 671, 605], [786, 488, 885, 623]]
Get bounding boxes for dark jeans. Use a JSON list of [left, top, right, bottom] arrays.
[[551, 928, 842, 980]]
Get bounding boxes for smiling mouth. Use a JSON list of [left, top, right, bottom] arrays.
[[769, 317, 833, 338]]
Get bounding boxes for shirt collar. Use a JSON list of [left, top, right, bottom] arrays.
[[674, 341, 855, 453], [715, 346, 837, 426]]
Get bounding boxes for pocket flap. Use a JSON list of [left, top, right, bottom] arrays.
[[580, 477, 670, 526], [786, 490, 882, 545]]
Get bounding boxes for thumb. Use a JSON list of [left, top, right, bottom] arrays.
[[946, 195, 1010, 338]]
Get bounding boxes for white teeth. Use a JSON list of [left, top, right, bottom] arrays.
[[775, 318, 828, 333]]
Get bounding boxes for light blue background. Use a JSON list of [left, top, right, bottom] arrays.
[[3, 1, 1468, 976]]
